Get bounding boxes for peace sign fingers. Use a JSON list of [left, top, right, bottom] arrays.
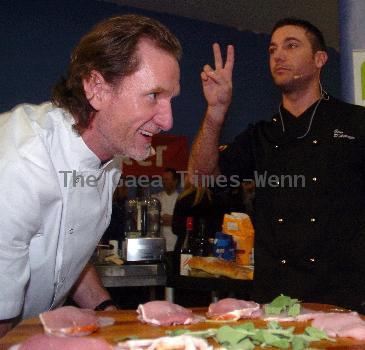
[[213, 43, 235, 80], [201, 43, 235, 115], [225, 44, 235, 80], [213, 42, 223, 70]]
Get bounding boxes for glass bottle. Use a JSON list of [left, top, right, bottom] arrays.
[[144, 185, 161, 237], [124, 183, 161, 238], [124, 197, 140, 238], [180, 216, 193, 276], [194, 217, 210, 257]]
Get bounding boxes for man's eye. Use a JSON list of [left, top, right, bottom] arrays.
[[268, 47, 276, 55], [148, 92, 158, 100], [288, 42, 298, 49]]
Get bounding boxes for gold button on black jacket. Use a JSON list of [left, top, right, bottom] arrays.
[[219, 97, 365, 312]]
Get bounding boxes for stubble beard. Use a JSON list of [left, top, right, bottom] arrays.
[[275, 76, 311, 95], [273, 75, 295, 93], [127, 143, 154, 161]]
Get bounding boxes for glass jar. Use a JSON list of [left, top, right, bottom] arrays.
[[124, 185, 161, 238]]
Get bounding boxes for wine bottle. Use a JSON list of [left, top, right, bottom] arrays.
[[180, 216, 193, 276], [194, 217, 210, 257]]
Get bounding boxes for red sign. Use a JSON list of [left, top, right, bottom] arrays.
[[122, 134, 189, 176]]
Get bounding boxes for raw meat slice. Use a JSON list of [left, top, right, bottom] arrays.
[[262, 306, 322, 322], [311, 312, 365, 340], [11, 334, 113, 350], [137, 301, 204, 326], [39, 305, 114, 336], [295, 310, 325, 322], [206, 298, 261, 321], [337, 322, 365, 340], [117, 335, 212, 350]]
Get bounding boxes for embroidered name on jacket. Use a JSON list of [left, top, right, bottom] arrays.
[[333, 129, 355, 140]]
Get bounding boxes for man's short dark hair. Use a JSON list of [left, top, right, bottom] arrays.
[[271, 17, 326, 53], [164, 167, 179, 182], [52, 14, 182, 133]]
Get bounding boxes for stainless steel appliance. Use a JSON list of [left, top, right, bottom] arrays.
[[122, 237, 165, 262]]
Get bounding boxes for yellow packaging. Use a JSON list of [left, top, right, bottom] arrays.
[[222, 212, 254, 266]]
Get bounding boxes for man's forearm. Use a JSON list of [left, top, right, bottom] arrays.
[[189, 108, 224, 177], [70, 263, 113, 310], [191, 42, 233, 178]]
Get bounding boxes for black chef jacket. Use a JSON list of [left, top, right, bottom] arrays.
[[219, 97, 365, 312]]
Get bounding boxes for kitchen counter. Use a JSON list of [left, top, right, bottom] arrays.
[[2, 304, 365, 349]]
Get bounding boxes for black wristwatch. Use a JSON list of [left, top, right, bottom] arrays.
[[94, 299, 117, 311]]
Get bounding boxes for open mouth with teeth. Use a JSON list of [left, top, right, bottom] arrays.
[[139, 129, 153, 138], [138, 129, 157, 157]]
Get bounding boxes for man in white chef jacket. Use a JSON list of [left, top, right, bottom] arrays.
[[0, 14, 181, 337], [154, 168, 180, 251]]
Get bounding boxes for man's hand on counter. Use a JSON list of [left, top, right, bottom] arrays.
[[70, 263, 115, 310]]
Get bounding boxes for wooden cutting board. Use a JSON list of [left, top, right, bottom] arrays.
[[1, 304, 365, 349]]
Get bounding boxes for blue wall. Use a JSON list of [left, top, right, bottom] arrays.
[[0, 0, 341, 145]]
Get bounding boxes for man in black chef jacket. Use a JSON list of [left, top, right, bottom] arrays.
[[189, 17, 365, 312]]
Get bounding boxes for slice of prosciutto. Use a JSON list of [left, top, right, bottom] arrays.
[[39, 306, 114, 336], [311, 312, 365, 340], [10, 334, 113, 350], [206, 298, 261, 321], [137, 301, 204, 326]]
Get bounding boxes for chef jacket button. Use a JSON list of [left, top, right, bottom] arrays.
[[280, 259, 287, 264], [274, 145, 279, 149], [69, 228, 74, 234], [312, 139, 318, 144], [309, 257, 316, 263], [277, 218, 284, 223], [310, 218, 316, 223], [312, 177, 317, 182], [273, 118, 277, 122]]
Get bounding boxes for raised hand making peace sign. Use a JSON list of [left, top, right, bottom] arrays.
[[201, 43, 234, 123]]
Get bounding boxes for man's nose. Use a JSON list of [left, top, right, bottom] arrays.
[[273, 47, 285, 62], [155, 101, 173, 131]]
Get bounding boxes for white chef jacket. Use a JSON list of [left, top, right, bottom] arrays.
[[154, 191, 179, 251], [0, 102, 121, 320]]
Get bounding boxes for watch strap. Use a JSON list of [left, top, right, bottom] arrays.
[[94, 299, 116, 311]]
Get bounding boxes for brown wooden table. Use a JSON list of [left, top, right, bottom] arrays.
[[1, 304, 365, 349]]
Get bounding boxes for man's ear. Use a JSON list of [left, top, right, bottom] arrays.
[[315, 51, 328, 69], [82, 70, 111, 110]]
